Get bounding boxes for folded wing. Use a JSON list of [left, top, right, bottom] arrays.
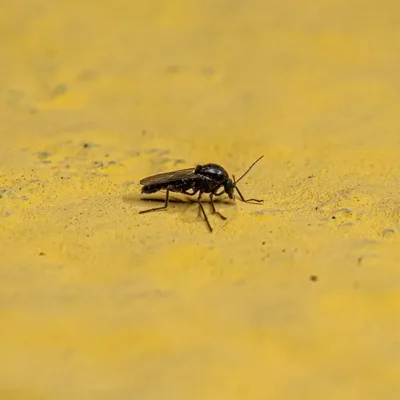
[[140, 168, 197, 185]]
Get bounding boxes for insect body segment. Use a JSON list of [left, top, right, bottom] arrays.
[[139, 156, 264, 232], [195, 164, 229, 182]]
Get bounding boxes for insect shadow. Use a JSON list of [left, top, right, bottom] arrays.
[[123, 194, 232, 211], [138, 155, 264, 232], [123, 193, 218, 206]]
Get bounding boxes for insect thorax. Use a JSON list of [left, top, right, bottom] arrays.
[[195, 164, 229, 182]]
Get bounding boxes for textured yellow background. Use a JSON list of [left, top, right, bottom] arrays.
[[1, 1, 400, 399]]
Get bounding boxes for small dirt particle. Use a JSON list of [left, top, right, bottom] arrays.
[[38, 151, 52, 158], [382, 229, 396, 237]]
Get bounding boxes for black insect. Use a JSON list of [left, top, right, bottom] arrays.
[[139, 155, 264, 232]]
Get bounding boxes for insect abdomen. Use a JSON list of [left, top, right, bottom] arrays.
[[141, 184, 165, 194], [142, 179, 196, 194]]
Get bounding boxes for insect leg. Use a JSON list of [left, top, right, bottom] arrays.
[[139, 188, 171, 214], [209, 193, 227, 220], [235, 186, 263, 203], [197, 192, 213, 232]]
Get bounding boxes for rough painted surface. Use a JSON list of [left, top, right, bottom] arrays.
[[1, 1, 400, 398]]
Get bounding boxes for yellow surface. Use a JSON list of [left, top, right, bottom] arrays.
[[1, 1, 400, 398]]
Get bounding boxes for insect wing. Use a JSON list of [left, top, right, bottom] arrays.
[[140, 168, 197, 186]]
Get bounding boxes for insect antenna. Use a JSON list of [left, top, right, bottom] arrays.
[[233, 155, 264, 185]]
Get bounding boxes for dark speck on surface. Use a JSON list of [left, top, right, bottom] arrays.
[[382, 229, 396, 237], [38, 151, 52, 158], [166, 65, 181, 74], [340, 222, 353, 227], [145, 148, 159, 154], [83, 142, 98, 149], [39, 252, 45, 256], [51, 84, 68, 99], [309, 275, 318, 282], [338, 208, 352, 215], [76, 69, 98, 82]]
